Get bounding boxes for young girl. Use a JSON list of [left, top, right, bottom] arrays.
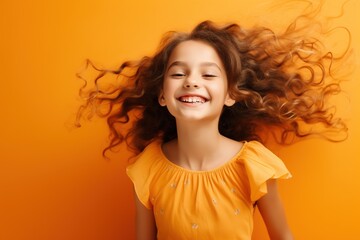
[[76, 8, 349, 240]]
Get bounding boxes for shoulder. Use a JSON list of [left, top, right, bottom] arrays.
[[238, 140, 292, 202], [240, 140, 290, 174], [135, 140, 165, 162], [126, 140, 164, 209], [126, 140, 163, 177], [241, 141, 282, 162]]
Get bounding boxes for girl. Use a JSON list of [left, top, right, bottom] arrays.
[[76, 9, 349, 240]]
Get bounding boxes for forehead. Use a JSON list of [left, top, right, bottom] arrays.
[[167, 40, 223, 67]]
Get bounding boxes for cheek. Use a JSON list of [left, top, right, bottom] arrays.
[[209, 81, 228, 95], [163, 80, 178, 97]]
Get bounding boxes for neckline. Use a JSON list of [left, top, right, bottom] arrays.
[[157, 141, 248, 174]]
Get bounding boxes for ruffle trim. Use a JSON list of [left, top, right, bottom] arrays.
[[126, 140, 291, 207], [239, 141, 292, 202]]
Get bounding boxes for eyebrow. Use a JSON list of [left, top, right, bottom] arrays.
[[166, 61, 222, 72]]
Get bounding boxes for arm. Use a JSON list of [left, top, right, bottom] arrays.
[[257, 179, 294, 240], [134, 192, 157, 240]]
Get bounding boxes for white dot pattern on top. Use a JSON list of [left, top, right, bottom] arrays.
[[126, 140, 291, 240]]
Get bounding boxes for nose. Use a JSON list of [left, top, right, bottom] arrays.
[[183, 76, 199, 89], [184, 83, 199, 88]]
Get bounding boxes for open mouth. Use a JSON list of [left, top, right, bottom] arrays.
[[178, 96, 208, 104]]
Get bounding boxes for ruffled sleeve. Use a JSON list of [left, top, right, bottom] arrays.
[[241, 141, 292, 202], [126, 141, 160, 209]]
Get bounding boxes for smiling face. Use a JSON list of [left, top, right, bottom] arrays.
[[159, 40, 235, 123]]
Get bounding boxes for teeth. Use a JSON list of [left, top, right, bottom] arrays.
[[179, 96, 206, 103]]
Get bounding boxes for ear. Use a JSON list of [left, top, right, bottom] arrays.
[[224, 94, 235, 107], [158, 91, 166, 106]]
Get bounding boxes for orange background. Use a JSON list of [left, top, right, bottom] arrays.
[[1, 0, 359, 239]]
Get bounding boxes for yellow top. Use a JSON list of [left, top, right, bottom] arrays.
[[127, 140, 291, 240]]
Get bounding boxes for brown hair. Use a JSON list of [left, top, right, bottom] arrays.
[[76, 10, 351, 156]]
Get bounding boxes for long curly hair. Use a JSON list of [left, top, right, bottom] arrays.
[[76, 8, 351, 156]]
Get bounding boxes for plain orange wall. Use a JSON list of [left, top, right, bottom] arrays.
[[1, 0, 359, 239]]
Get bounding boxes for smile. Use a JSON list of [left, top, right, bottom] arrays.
[[178, 95, 208, 104]]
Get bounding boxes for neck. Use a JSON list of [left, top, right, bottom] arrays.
[[173, 119, 225, 170], [162, 118, 243, 171]]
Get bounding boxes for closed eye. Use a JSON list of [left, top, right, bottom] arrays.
[[171, 73, 186, 78], [203, 74, 217, 78]]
